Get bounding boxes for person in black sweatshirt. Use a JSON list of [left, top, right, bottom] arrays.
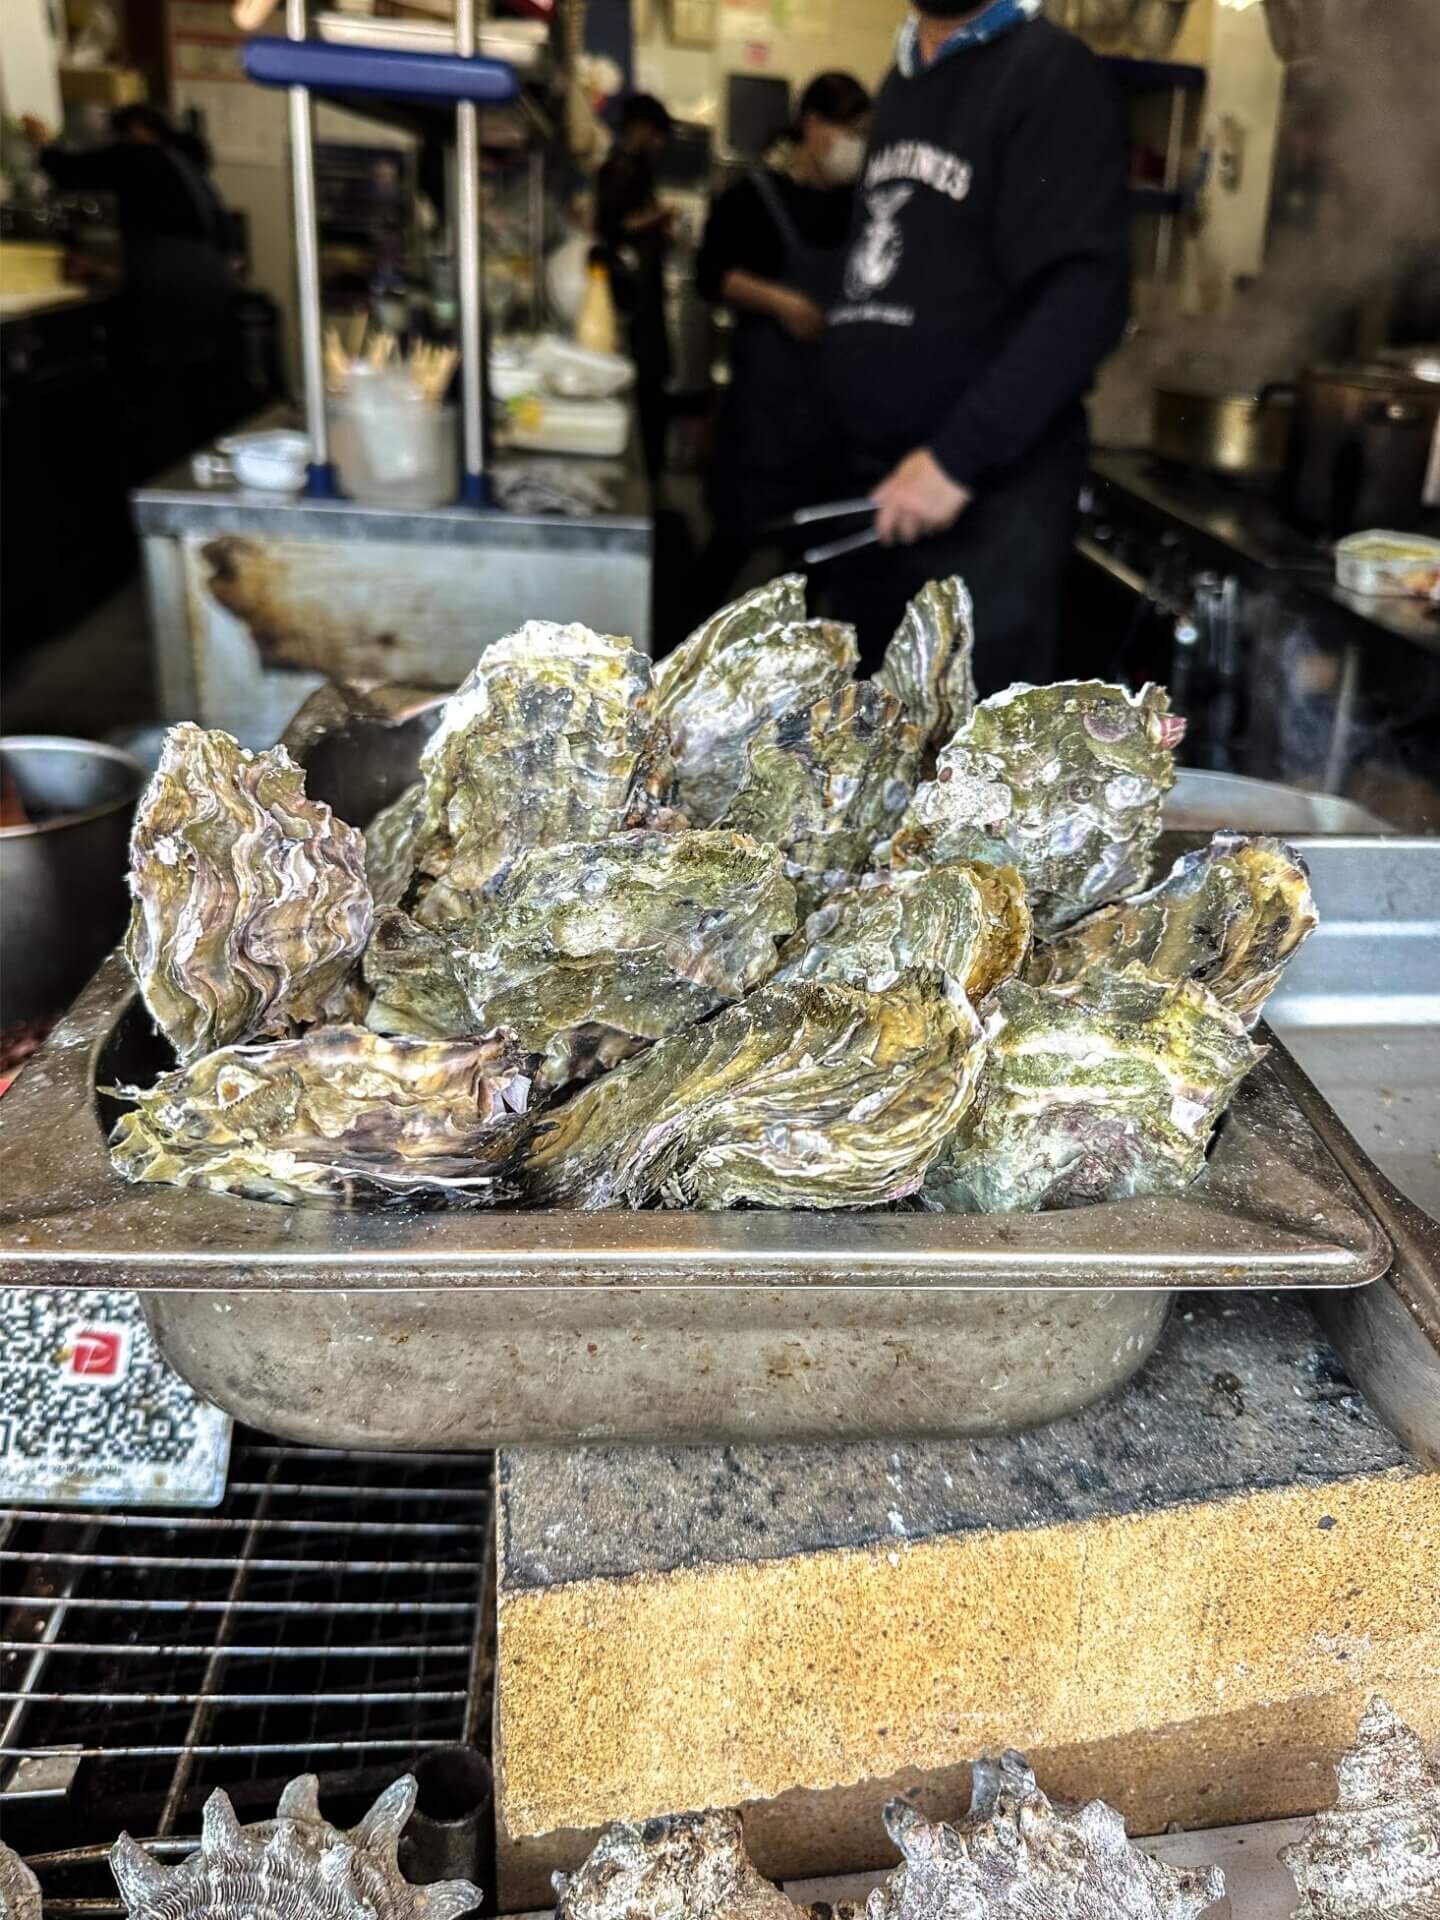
[[822, 0, 1130, 682]]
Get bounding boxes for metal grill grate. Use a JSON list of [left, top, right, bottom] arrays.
[[0, 1435, 495, 1916]]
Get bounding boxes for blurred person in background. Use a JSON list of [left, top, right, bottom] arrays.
[[595, 93, 675, 488], [696, 71, 872, 604]]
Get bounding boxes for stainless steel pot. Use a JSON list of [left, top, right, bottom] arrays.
[[1290, 361, 1440, 533], [1152, 384, 1296, 480], [0, 737, 144, 1030]]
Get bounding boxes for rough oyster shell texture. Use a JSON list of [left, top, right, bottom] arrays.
[[525, 974, 984, 1211], [109, 1025, 529, 1205], [111, 1774, 481, 1920], [654, 577, 859, 824], [364, 779, 425, 911], [874, 575, 977, 759], [1279, 1697, 1440, 1918], [126, 723, 373, 1065], [553, 1810, 808, 1920], [842, 1762, 1224, 1920], [1027, 831, 1318, 1028], [412, 623, 672, 925], [928, 967, 1261, 1214], [365, 830, 797, 1085], [887, 681, 1183, 935], [0, 1843, 41, 1920], [722, 682, 922, 915], [782, 861, 1030, 1003]]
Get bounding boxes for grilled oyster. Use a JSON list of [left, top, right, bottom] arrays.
[[525, 974, 984, 1211], [1279, 1698, 1440, 1919], [0, 1842, 41, 1920], [654, 579, 859, 824], [844, 1762, 1223, 1920], [874, 576, 976, 759], [928, 967, 1261, 1213], [780, 861, 1030, 1002], [126, 724, 373, 1065], [111, 1774, 481, 1920], [412, 623, 671, 925], [364, 779, 425, 911], [1026, 832, 1317, 1027], [723, 683, 922, 914], [366, 831, 797, 1085], [553, 1810, 807, 1920], [886, 681, 1184, 934], [109, 1025, 529, 1206]]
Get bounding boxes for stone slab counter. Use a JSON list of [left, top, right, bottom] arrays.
[[493, 1294, 1440, 1908]]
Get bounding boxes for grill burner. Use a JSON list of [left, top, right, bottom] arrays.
[[1, 1436, 494, 1916]]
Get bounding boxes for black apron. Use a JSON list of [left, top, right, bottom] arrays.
[[709, 169, 846, 540]]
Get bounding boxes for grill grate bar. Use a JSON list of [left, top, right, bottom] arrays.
[[0, 1641, 470, 1659], [227, 1480, 481, 1502], [5, 1552, 477, 1573], [3, 1736, 451, 1758], [1, 1508, 482, 1538], [6, 1691, 467, 1707], [0, 1594, 475, 1615]]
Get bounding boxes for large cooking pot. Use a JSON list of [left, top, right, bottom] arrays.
[[0, 737, 145, 1030], [1290, 361, 1440, 534], [1152, 384, 1296, 480]]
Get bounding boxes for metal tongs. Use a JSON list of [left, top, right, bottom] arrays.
[[760, 497, 880, 567]]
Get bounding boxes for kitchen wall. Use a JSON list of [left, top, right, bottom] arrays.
[[0, 0, 64, 126]]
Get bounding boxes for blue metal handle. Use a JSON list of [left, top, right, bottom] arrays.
[[244, 35, 519, 104]]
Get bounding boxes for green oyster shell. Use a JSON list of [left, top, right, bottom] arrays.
[[1026, 832, 1317, 1027], [874, 575, 977, 760], [781, 860, 1030, 1002], [125, 723, 373, 1065], [109, 1025, 529, 1206], [928, 967, 1260, 1214], [654, 577, 859, 824], [722, 682, 922, 915], [364, 780, 424, 911], [365, 830, 797, 1085], [886, 681, 1183, 935], [524, 973, 984, 1211], [412, 623, 672, 925]]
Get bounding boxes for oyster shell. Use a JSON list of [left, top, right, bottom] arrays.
[[1026, 832, 1317, 1027], [364, 779, 425, 911], [1279, 1697, 1440, 1918], [781, 861, 1030, 1002], [366, 831, 798, 1085], [412, 623, 672, 925], [844, 1761, 1224, 1920], [654, 579, 859, 824], [553, 1810, 807, 1920], [0, 1843, 41, 1920], [109, 1025, 529, 1206], [126, 723, 373, 1064], [886, 681, 1183, 935], [928, 968, 1261, 1213], [524, 974, 984, 1211], [874, 576, 976, 759], [722, 683, 922, 915], [111, 1774, 481, 1920]]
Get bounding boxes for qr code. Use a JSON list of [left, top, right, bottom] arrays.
[[0, 1288, 231, 1508]]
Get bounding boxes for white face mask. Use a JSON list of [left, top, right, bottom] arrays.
[[822, 129, 865, 185]]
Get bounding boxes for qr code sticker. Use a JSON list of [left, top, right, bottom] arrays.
[[0, 1287, 231, 1508]]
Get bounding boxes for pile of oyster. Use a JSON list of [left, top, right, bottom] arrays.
[[109, 576, 1318, 1213]]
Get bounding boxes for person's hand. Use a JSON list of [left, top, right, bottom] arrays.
[[771, 289, 825, 344], [871, 449, 971, 545]]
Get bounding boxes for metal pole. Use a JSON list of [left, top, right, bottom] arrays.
[[287, 0, 335, 493], [528, 146, 545, 334], [456, 0, 488, 504]]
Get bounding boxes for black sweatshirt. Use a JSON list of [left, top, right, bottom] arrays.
[[823, 19, 1129, 487], [696, 171, 855, 304]]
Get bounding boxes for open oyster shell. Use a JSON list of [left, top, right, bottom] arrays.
[[111, 1774, 481, 1920], [0, 1842, 41, 1920], [364, 779, 425, 911], [654, 578, 859, 825], [126, 723, 373, 1065], [1279, 1697, 1440, 1918], [874, 576, 977, 760], [843, 1761, 1223, 1920], [525, 974, 984, 1211], [553, 1810, 809, 1920], [928, 967, 1261, 1214], [412, 623, 672, 925], [780, 861, 1030, 1003], [366, 830, 797, 1085], [886, 681, 1183, 935], [1026, 831, 1317, 1027], [722, 683, 922, 914], [109, 1025, 529, 1206]]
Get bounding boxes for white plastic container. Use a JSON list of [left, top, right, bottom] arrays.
[[218, 430, 310, 493], [1334, 529, 1440, 596], [329, 394, 459, 508], [533, 333, 634, 400], [506, 396, 630, 458]]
